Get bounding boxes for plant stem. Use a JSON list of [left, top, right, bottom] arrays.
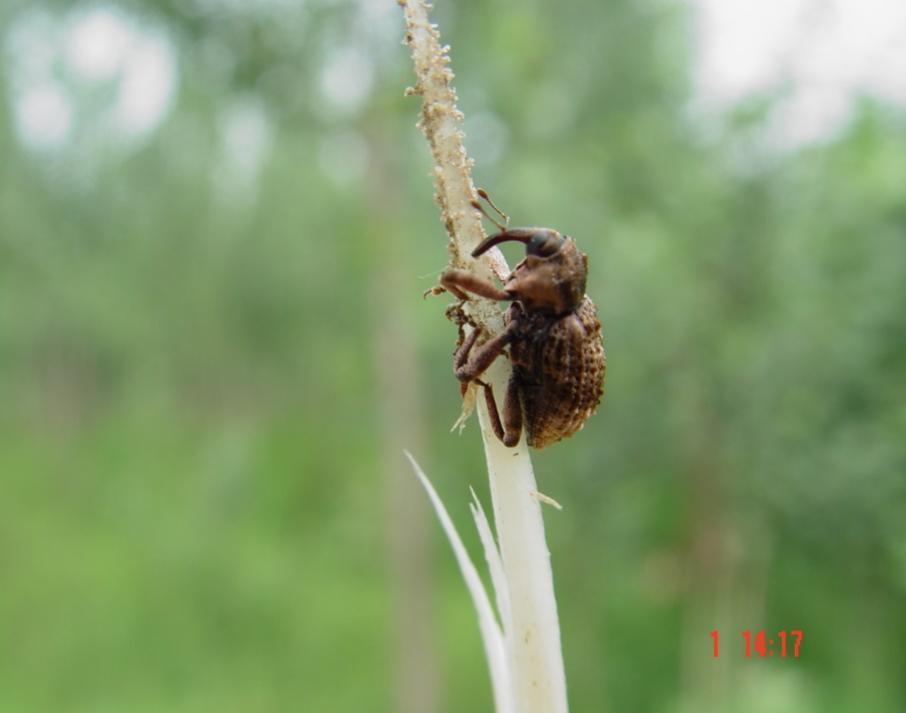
[[476, 360, 570, 713], [399, 2, 569, 710]]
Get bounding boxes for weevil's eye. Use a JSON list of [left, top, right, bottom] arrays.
[[526, 231, 564, 257]]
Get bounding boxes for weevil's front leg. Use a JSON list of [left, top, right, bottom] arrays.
[[475, 374, 523, 447], [441, 269, 512, 302], [454, 322, 518, 383]]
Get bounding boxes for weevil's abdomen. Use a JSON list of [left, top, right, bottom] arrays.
[[513, 297, 606, 449]]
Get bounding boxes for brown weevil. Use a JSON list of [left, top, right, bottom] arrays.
[[439, 202, 606, 449]]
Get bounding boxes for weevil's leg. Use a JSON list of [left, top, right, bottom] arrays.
[[423, 285, 447, 299], [454, 322, 518, 382], [441, 269, 511, 302], [454, 326, 482, 370], [475, 379, 506, 444], [501, 372, 523, 447], [437, 273, 468, 301], [474, 375, 523, 448]]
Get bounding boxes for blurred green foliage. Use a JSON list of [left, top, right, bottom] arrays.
[[1, 0, 904, 711]]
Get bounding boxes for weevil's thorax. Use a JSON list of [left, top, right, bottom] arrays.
[[506, 236, 588, 316]]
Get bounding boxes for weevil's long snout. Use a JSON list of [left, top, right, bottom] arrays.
[[471, 230, 530, 257], [472, 228, 565, 258]]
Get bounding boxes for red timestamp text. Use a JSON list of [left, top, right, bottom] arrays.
[[709, 630, 804, 658]]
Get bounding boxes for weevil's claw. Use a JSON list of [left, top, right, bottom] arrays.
[[423, 285, 447, 299]]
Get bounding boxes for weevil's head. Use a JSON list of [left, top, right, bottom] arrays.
[[472, 228, 588, 314]]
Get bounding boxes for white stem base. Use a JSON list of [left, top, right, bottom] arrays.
[[476, 358, 569, 713]]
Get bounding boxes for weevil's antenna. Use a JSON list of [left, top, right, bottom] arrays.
[[470, 188, 510, 232], [470, 199, 506, 232], [477, 188, 509, 225]]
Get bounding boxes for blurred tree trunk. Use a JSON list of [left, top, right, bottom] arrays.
[[676, 382, 770, 712], [675, 322, 772, 711], [367, 125, 441, 713]]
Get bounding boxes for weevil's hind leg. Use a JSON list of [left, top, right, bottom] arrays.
[[502, 372, 523, 447], [475, 375, 523, 448], [476, 380, 505, 444], [454, 322, 517, 383], [441, 269, 511, 302]]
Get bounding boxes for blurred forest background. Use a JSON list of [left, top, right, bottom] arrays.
[[1, 0, 904, 711]]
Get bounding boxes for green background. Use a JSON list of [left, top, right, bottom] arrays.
[[1, 0, 904, 711]]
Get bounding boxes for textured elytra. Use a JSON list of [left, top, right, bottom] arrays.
[[510, 297, 606, 448]]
